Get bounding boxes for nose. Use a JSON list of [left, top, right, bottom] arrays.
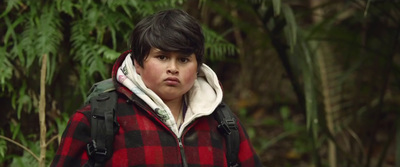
[[167, 61, 179, 75]]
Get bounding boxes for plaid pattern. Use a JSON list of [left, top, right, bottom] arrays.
[[51, 51, 262, 166]]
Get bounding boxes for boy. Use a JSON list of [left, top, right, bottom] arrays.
[[52, 9, 261, 166]]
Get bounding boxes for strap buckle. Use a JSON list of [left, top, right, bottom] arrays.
[[87, 140, 108, 156], [218, 119, 237, 135]]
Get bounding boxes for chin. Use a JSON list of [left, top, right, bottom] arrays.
[[160, 94, 182, 101]]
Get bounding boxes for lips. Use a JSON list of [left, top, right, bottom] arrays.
[[164, 77, 180, 85]]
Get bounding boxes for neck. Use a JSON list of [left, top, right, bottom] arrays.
[[164, 97, 183, 121]]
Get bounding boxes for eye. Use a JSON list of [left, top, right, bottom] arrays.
[[157, 55, 167, 60], [179, 58, 190, 63]]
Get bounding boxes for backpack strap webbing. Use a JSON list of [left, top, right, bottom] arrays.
[[214, 103, 240, 167], [86, 91, 119, 167]]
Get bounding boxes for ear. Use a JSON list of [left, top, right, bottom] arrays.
[[133, 59, 142, 75]]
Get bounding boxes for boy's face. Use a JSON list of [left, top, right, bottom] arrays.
[[134, 47, 198, 102]]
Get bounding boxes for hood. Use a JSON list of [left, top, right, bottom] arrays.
[[111, 51, 223, 137]]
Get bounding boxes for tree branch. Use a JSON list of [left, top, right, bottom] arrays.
[[0, 135, 40, 161], [39, 54, 47, 167], [45, 135, 59, 147]]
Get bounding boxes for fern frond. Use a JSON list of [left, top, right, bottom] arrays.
[[0, 0, 21, 18], [203, 27, 236, 60], [128, 0, 184, 16], [0, 47, 13, 91], [71, 19, 111, 80], [20, 17, 37, 68], [55, 0, 75, 17], [99, 45, 120, 62], [98, 7, 134, 49], [3, 16, 24, 46], [35, 5, 63, 83], [36, 6, 63, 55], [17, 2, 62, 84]]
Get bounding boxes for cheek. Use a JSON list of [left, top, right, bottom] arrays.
[[141, 62, 164, 83], [145, 61, 163, 75], [184, 67, 198, 85]]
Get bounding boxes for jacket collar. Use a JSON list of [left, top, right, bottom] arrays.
[[111, 50, 224, 137]]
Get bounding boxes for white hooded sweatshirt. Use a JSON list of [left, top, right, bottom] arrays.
[[116, 53, 223, 138]]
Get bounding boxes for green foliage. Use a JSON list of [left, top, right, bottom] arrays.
[[282, 4, 297, 52], [0, 0, 239, 166], [9, 148, 38, 167], [19, 2, 62, 81], [5, 137, 56, 167], [203, 27, 236, 60], [2, 0, 398, 166], [204, 0, 399, 166], [1, 0, 238, 102], [10, 122, 22, 141], [0, 132, 6, 159], [0, 48, 13, 91], [13, 82, 33, 119], [272, 0, 281, 16], [55, 113, 70, 138]]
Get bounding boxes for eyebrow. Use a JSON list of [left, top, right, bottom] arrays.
[[178, 53, 193, 57]]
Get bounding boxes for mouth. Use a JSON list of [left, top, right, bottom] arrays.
[[164, 77, 180, 85]]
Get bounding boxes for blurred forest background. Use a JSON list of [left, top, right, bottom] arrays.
[[0, 0, 399, 166]]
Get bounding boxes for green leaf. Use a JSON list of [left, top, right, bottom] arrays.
[[3, 16, 24, 46], [282, 4, 297, 50], [280, 106, 290, 120], [55, 113, 70, 138], [9, 141, 39, 167], [16, 82, 31, 119], [0, 0, 21, 18], [36, 5, 63, 56], [300, 42, 318, 132], [203, 26, 236, 60], [0, 48, 13, 89], [0, 137, 6, 158], [100, 46, 120, 62], [20, 19, 37, 68], [56, 0, 75, 17], [10, 123, 21, 140], [247, 126, 255, 139], [272, 0, 281, 16]]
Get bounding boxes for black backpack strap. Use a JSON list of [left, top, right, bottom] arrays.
[[86, 91, 119, 167], [214, 103, 240, 167]]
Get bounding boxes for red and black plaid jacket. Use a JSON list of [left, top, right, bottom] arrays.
[[51, 51, 262, 166]]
